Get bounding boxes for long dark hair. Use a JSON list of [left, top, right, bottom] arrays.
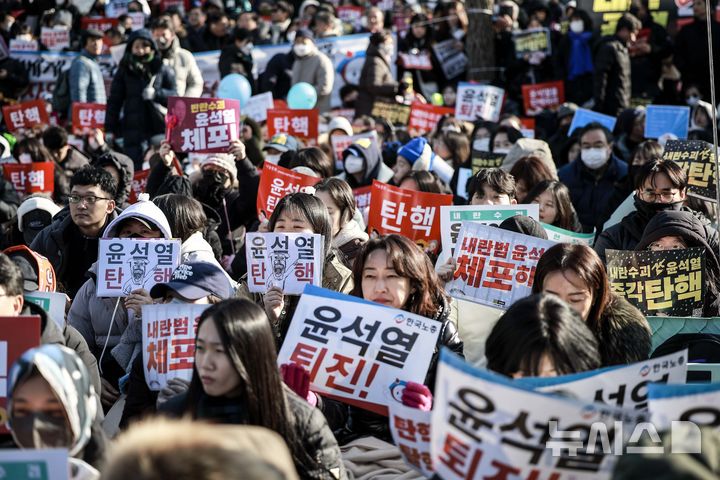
[[268, 192, 334, 260], [153, 194, 207, 242], [509, 156, 556, 203], [524, 180, 578, 231]]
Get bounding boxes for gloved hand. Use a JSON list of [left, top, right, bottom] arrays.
[[280, 362, 317, 406], [142, 86, 156, 100], [401, 381, 432, 411], [156, 378, 191, 408]]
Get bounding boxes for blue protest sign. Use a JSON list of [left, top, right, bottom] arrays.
[[567, 108, 617, 136], [645, 105, 690, 139]]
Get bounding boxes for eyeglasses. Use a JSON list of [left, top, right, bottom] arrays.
[[640, 190, 680, 203], [68, 194, 112, 205]]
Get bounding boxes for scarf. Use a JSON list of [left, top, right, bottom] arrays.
[[568, 31, 594, 80]]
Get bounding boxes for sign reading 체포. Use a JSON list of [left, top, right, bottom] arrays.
[[166, 97, 240, 153]]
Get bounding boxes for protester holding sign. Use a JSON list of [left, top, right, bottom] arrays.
[[159, 299, 347, 480]]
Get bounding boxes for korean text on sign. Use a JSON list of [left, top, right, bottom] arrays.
[[521, 80, 565, 116], [71, 102, 106, 135], [128, 169, 150, 204], [445, 222, 554, 309], [167, 97, 240, 154], [367, 180, 452, 255], [3, 163, 55, 197], [512, 28, 552, 57], [142, 303, 209, 391], [606, 248, 705, 317], [662, 139, 716, 201], [256, 162, 319, 218], [2, 100, 49, 133], [648, 382, 720, 432], [245, 233, 324, 295], [408, 102, 454, 134], [267, 108, 319, 146], [277, 286, 441, 416], [389, 402, 434, 477], [97, 238, 181, 297], [370, 101, 412, 126], [455, 83, 505, 122], [431, 350, 647, 480]]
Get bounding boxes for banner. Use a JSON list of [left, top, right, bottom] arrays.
[[367, 180, 452, 255], [648, 382, 720, 431], [516, 349, 688, 411], [662, 139, 716, 201], [0, 316, 41, 434], [330, 131, 378, 170], [470, 150, 505, 173], [431, 38, 468, 79], [40, 27, 71, 51], [607, 248, 705, 317], [521, 80, 565, 116], [276, 285, 441, 415], [166, 97, 240, 153], [9, 39, 38, 52], [2, 100, 49, 132], [0, 449, 68, 480], [142, 303, 208, 391], [389, 402, 434, 477], [512, 28, 552, 58], [97, 238, 181, 297], [455, 83, 504, 122], [370, 101, 411, 125], [71, 102, 106, 135], [645, 105, 690, 140], [128, 169, 150, 204], [267, 108, 319, 146], [244, 92, 274, 123], [568, 107, 617, 135], [337, 5, 364, 30], [24, 291, 68, 330], [445, 222, 554, 309], [398, 51, 433, 70], [408, 102, 454, 134], [256, 162, 318, 219], [577, 0, 679, 36], [245, 233, 324, 294], [432, 350, 644, 480], [3, 163, 55, 197], [542, 222, 595, 246]]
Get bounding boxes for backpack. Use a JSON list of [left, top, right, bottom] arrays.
[[52, 68, 71, 117]]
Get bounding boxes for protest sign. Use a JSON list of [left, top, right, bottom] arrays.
[[512, 28, 552, 58], [71, 102, 106, 135], [9, 39, 38, 51], [455, 168, 472, 200], [40, 27, 71, 51], [432, 39, 468, 79], [277, 285, 441, 415], [568, 108, 617, 135], [408, 102, 454, 134], [455, 83, 505, 122], [542, 222, 595, 246], [445, 222, 553, 309], [166, 97, 240, 153], [330, 132, 378, 170], [244, 92, 274, 123], [337, 5, 364, 30], [607, 248, 705, 317], [245, 233, 324, 294], [516, 349, 688, 410], [256, 162, 318, 219], [128, 169, 150, 204], [648, 382, 720, 431], [267, 108, 319, 146], [432, 350, 645, 480], [127, 12, 146, 30], [577, 0, 678, 36], [3, 163, 55, 197], [645, 105, 690, 140], [521, 80, 565, 116], [2, 100, 49, 132], [519, 117, 536, 138], [662, 139, 716, 201], [0, 449, 69, 480], [398, 51, 433, 70], [470, 150, 505, 174], [0, 316, 41, 434], [96, 238, 181, 297], [24, 291, 68, 331], [80, 17, 119, 32], [367, 180, 452, 255], [370, 101, 411, 125], [389, 402, 434, 477], [142, 303, 209, 391], [106, 0, 130, 17], [353, 185, 372, 225]]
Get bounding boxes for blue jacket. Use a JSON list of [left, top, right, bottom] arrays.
[[69, 50, 106, 108], [558, 154, 628, 231]]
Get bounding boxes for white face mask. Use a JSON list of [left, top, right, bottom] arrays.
[[473, 138, 490, 152], [570, 20, 584, 33], [265, 154, 281, 165], [379, 43, 393, 58], [687, 95, 700, 107], [241, 42, 253, 54], [580, 148, 609, 169], [494, 147, 510, 155], [286, 30, 296, 43], [293, 43, 312, 57], [344, 154, 365, 174]]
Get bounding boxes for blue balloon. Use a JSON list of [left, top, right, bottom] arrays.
[[287, 82, 318, 110], [217, 73, 252, 108]]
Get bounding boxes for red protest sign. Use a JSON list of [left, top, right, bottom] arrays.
[[367, 180, 452, 254], [256, 162, 318, 219], [521, 80, 565, 116], [166, 97, 240, 153], [2, 100, 49, 133], [0, 316, 41, 434], [353, 185, 372, 211], [3, 163, 55, 197], [267, 109, 319, 146], [71, 102, 106, 135], [408, 102, 454, 134], [128, 169, 150, 204], [80, 17, 119, 32]]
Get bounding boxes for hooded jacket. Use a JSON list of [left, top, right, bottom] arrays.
[[356, 43, 398, 117], [160, 36, 204, 97], [336, 138, 393, 188], [91, 152, 135, 208]]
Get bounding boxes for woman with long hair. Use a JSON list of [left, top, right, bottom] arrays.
[[524, 180, 582, 232]]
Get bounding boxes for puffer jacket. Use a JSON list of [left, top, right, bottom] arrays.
[[356, 43, 398, 117], [69, 49, 107, 108], [91, 151, 134, 208], [291, 49, 334, 113], [160, 37, 204, 97]]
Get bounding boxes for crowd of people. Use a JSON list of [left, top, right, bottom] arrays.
[[0, 0, 720, 478]]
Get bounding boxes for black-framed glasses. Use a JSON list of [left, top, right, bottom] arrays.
[[640, 190, 679, 203], [68, 194, 112, 205]]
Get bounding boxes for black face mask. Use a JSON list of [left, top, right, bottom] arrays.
[[194, 170, 230, 207], [12, 412, 72, 449], [635, 196, 684, 218]]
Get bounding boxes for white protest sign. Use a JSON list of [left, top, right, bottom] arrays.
[[142, 303, 209, 391], [389, 402, 434, 477], [128, 12, 146, 30], [445, 222, 553, 309], [97, 238, 181, 297], [245, 233, 324, 295], [455, 83, 505, 122], [277, 285, 441, 415], [541, 222, 595, 246], [0, 448, 69, 480], [106, 0, 130, 17], [9, 39, 39, 52], [244, 92, 274, 123], [24, 291, 68, 330], [648, 382, 720, 431], [432, 39, 468, 80], [455, 167, 472, 200], [432, 350, 645, 480], [516, 349, 688, 410], [40, 27, 70, 51]]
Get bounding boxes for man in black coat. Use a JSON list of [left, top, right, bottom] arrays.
[[674, 0, 720, 100]]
